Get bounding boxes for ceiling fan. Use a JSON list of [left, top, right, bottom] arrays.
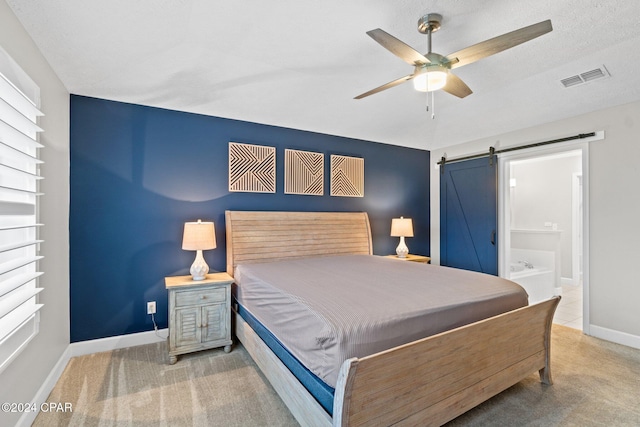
[[355, 14, 552, 100]]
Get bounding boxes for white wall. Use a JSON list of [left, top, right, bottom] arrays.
[[511, 153, 581, 278], [0, 2, 70, 426], [430, 100, 640, 345]]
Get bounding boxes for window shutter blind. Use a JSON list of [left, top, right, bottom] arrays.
[[0, 46, 44, 374]]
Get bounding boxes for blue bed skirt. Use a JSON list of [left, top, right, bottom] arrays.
[[235, 301, 335, 415]]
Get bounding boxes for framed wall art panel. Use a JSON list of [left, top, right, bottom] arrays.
[[284, 149, 324, 196], [331, 154, 364, 197], [229, 142, 276, 193]]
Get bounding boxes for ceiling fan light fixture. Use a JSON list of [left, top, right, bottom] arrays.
[[355, 16, 551, 101], [413, 66, 448, 92]]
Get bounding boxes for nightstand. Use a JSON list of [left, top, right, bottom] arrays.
[[165, 272, 233, 364], [385, 254, 431, 263]]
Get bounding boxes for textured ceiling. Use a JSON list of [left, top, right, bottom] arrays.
[[7, 0, 640, 150]]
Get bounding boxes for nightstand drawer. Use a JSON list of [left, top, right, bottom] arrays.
[[175, 287, 226, 307]]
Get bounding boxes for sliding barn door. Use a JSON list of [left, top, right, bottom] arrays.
[[440, 156, 498, 275]]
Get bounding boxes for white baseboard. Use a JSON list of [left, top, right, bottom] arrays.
[[589, 325, 640, 350], [69, 328, 168, 358], [17, 345, 72, 427]]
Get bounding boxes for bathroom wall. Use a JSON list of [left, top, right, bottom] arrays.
[[510, 151, 581, 279]]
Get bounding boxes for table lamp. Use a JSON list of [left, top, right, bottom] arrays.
[[391, 216, 414, 258], [182, 219, 216, 280]]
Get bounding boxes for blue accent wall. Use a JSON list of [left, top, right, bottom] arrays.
[[70, 95, 430, 342]]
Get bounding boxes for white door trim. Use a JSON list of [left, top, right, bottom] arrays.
[[498, 131, 604, 334], [572, 172, 583, 287]]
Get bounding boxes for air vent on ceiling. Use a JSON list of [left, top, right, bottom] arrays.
[[560, 66, 610, 88]]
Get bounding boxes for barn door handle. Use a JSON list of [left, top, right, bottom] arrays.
[[491, 230, 496, 246]]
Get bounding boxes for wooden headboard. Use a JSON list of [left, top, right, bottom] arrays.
[[225, 211, 373, 275]]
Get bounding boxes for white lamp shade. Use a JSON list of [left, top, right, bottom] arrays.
[[391, 217, 414, 237], [182, 220, 216, 250]]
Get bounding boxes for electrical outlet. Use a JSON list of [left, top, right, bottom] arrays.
[[147, 301, 156, 315]]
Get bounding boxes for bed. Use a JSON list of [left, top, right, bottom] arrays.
[[225, 210, 560, 426]]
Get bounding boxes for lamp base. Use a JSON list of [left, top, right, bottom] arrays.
[[190, 250, 209, 280], [396, 236, 409, 258]]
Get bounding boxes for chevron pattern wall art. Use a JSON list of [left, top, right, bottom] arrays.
[[330, 155, 364, 197], [284, 149, 324, 195], [228, 142, 276, 193]]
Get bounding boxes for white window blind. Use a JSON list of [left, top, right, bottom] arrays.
[[0, 46, 44, 374]]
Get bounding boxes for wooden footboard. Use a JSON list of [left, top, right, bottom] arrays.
[[333, 296, 560, 426], [235, 296, 559, 427]]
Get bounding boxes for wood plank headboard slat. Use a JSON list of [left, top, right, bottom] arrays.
[[225, 211, 373, 276]]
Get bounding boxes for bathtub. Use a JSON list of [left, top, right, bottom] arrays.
[[509, 249, 559, 304]]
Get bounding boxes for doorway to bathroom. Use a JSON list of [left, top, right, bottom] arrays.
[[499, 143, 590, 332]]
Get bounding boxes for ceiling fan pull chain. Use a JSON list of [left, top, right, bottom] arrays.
[[425, 91, 436, 119], [431, 91, 436, 119], [426, 89, 430, 112]]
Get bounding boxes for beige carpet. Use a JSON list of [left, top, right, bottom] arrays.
[[34, 325, 640, 426], [33, 342, 298, 426]]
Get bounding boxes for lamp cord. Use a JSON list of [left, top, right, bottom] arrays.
[[151, 313, 168, 339]]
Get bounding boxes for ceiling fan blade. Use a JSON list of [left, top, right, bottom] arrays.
[[442, 72, 472, 98], [354, 74, 414, 99], [367, 29, 430, 66], [446, 19, 552, 69]]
